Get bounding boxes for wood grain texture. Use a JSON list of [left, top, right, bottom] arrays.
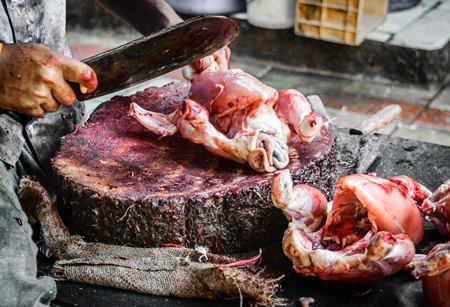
[[53, 82, 337, 253]]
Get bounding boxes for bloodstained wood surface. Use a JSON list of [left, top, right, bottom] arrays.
[[53, 82, 337, 253]]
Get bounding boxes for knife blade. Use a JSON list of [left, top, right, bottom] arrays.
[[70, 15, 239, 101]]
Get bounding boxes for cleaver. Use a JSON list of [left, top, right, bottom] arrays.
[[70, 15, 239, 101]]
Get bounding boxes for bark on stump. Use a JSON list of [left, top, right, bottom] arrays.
[[52, 82, 337, 254]]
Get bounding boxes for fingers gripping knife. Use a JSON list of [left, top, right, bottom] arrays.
[[70, 16, 239, 101]]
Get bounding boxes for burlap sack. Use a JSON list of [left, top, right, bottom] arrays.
[[19, 177, 286, 306]]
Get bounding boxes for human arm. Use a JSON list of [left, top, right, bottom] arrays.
[[97, 0, 231, 80], [96, 0, 183, 36], [0, 43, 97, 118]]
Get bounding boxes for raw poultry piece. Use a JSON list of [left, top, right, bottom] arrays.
[[409, 179, 450, 307], [130, 57, 325, 172], [411, 241, 450, 307], [417, 178, 450, 236], [271, 170, 429, 282]]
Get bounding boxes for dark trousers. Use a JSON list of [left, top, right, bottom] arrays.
[[0, 141, 56, 306]]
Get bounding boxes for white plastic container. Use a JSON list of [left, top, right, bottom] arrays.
[[166, 0, 246, 15], [246, 0, 296, 29]]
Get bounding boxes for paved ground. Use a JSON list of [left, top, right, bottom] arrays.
[[66, 0, 450, 146]]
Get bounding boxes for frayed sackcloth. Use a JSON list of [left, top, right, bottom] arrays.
[[19, 177, 286, 306]]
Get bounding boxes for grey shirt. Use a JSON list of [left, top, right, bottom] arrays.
[[0, 0, 87, 179]]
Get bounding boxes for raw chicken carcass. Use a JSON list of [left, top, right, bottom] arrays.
[[130, 61, 325, 172]]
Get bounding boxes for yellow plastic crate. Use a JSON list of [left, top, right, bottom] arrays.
[[295, 0, 388, 46]]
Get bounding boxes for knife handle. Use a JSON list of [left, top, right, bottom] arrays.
[[69, 81, 89, 101]]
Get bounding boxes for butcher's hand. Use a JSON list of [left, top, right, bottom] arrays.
[[0, 43, 98, 118], [182, 46, 231, 81]]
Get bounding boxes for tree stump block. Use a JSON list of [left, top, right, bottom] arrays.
[[53, 82, 337, 253]]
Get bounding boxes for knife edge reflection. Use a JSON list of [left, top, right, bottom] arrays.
[[71, 15, 239, 101]]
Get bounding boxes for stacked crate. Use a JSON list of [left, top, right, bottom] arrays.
[[295, 0, 388, 46]]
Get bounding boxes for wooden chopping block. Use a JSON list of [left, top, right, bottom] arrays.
[[52, 82, 338, 254]]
